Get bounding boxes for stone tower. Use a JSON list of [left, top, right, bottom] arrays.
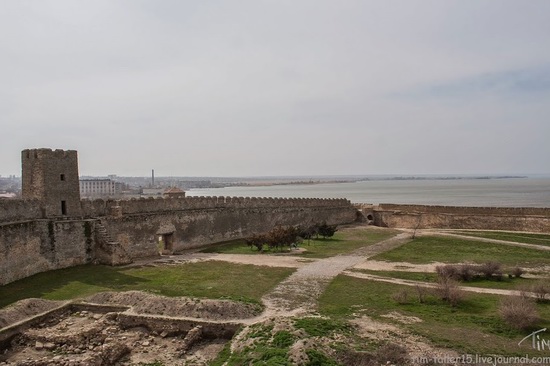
[[22, 148, 82, 217]]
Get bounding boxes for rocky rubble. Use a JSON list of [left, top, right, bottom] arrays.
[[0, 306, 231, 365]]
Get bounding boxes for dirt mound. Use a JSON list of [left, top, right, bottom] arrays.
[[84, 291, 261, 320], [0, 299, 64, 329]]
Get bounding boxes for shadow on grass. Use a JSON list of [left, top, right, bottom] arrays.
[[199, 238, 343, 255], [0, 264, 148, 308]]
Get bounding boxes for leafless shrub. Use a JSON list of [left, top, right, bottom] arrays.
[[436, 265, 460, 280], [478, 261, 503, 279], [436, 264, 481, 282], [499, 295, 540, 330], [392, 289, 410, 304], [515, 283, 533, 300], [458, 264, 477, 281], [415, 285, 428, 304], [434, 276, 465, 307], [511, 267, 524, 278], [531, 280, 550, 302]]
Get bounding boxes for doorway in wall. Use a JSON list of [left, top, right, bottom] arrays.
[[159, 233, 174, 254]]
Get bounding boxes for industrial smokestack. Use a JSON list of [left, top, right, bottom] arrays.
[[152, 169, 155, 187]]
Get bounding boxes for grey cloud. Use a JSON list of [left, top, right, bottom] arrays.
[[1, 0, 549, 176]]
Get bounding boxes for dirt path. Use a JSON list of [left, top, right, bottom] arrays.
[[260, 232, 413, 317], [152, 252, 309, 269], [351, 232, 412, 257], [343, 271, 534, 297]]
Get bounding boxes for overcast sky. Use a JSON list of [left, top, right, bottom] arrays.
[[1, 0, 549, 177]]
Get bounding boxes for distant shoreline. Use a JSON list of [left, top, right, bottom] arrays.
[[188, 177, 550, 208], [235, 175, 528, 188]]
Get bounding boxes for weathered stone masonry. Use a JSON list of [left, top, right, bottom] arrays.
[[0, 149, 358, 285], [2, 148, 549, 287], [0, 196, 357, 285], [364, 203, 550, 232]]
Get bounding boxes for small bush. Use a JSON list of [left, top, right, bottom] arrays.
[[479, 261, 502, 279], [458, 264, 477, 281], [415, 285, 428, 304], [511, 267, 524, 278], [436, 265, 460, 280], [499, 296, 540, 330], [392, 289, 410, 304], [531, 281, 550, 302], [436, 263, 480, 281], [434, 276, 465, 307]]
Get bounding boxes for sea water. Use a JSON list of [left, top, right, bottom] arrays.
[[187, 178, 550, 207]]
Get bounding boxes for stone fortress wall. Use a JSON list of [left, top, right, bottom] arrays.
[[2, 148, 550, 286], [357, 203, 550, 233], [0, 189, 357, 285]]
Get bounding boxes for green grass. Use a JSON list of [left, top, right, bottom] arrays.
[[296, 227, 399, 258], [349, 269, 537, 290], [319, 275, 550, 356], [0, 262, 294, 309], [371, 236, 550, 266], [294, 317, 351, 337], [210, 323, 295, 366], [455, 231, 550, 246], [199, 239, 264, 254], [199, 226, 399, 259]]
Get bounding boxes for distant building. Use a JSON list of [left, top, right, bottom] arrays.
[[163, 186, 186, 198], [80, 179, 121, 198]]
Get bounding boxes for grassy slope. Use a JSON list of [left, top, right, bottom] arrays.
[[372, 235, 550, 266], [319, 275, 550, 356], [0, 262, 294, 308], [455, 231, 550, 246], [201, 226, 399, 258], [349, 269, 537, 290]]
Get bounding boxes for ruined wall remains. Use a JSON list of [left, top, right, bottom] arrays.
[[374, 204, 550, 232]]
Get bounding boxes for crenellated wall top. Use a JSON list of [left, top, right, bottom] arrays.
[[79, 195, 353, 217]]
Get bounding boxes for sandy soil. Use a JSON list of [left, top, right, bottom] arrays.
[[0, 299, 68, 329], [85, 291, 260, 321], [149, 251, 312, 269]]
